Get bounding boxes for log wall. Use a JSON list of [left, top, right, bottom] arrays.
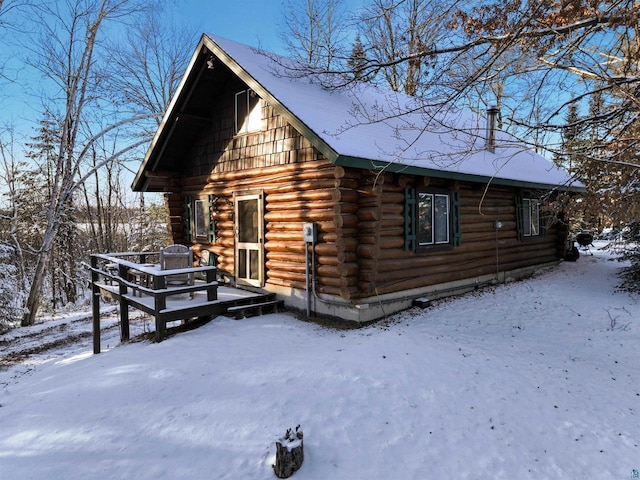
[[354, 175, 565, 296]]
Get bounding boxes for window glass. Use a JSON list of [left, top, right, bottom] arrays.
[[530, 200, 539, 236], [235, 89, 261, 134], [434, 194, 450, 243], [522, 198, 540, 237], [523, 199, 532, 236], [418, 191, 450, 246], [194, 199, 206, 238], [418, 193, 433, 245]]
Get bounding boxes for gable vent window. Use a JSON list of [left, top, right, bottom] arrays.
[[235, 88, 261, 134]]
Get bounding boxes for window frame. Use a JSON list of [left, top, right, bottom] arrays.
[[234, 88, 261, 134], [522, 197, 540, 238], [413, 187, 460, 252], [194, 199, 207, 240]]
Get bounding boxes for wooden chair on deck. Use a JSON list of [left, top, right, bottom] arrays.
[[159, 244, 194, 297]]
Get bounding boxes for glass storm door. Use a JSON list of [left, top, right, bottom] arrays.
[[235, 193, 264, 287]]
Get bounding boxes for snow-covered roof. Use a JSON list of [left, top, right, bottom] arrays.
[[133, 33, 583, 192]]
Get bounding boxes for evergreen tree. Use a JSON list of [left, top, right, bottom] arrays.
[[347, 34, 368, 81]]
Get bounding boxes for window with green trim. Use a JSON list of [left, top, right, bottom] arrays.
[[405, 187, 461, 251], [194, 199, 206, 239], [418, 192, 450, 246], [522, 198, 540, 237]]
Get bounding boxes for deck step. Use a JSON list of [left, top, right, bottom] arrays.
[[225, 298, 284, 319]]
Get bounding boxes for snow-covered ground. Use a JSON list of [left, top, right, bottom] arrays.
[[1, 242, 639, 479]]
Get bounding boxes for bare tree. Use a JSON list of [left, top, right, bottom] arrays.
[[105, 8, 195, 128], [357, 0, 456, 96], [279, 0, 349, 71], [19, 0, 154, 326]]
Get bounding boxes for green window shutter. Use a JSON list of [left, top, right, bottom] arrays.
[[452, 191, 462, 247], [207, 194, 216, 243], [184, 196, 192, 242], [515, 195, 524, 242], [404, 187, 416, 251]]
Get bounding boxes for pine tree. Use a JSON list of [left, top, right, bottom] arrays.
[[347, 34, 368, 81]]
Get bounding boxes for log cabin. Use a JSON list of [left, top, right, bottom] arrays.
[[132, 33, 583, 324]]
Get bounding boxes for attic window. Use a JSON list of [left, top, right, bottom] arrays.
[[235, 89, 261, 134]]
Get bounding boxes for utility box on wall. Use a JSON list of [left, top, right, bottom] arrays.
[[302, 223, 317, 243]]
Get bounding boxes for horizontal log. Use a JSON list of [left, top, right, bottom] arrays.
[[316, 274, 357, 288], [265, 231, 304, 242], [336, 237, 358, 252], [264, 178, 359, 194], [266, 251, 306, 264], [461, 230, 516, 243], [266, 277, 307, 291], [217, 220, 235, 231], [461, 221, 517, 234], [357, 207, 380, 222], [264, 209, 338, 223], [358, 236, 404, 249], [317, 252, 358, 265], [266, 250, 357, 265], [266, 200, 358, 214], [267, 269, 307, 283], [334, 166, 363, 179], [266, 188, 360, 204], [336, 214, 359, 229], [265, 241, 306, 254], [314, 283, 358, 299], [317, 262, 359, 278], [382, 204, 404, 215], [266, 260, 307, 274], [356, 244, 379, 259], [358, 216, 404, 231], [211, 211, 234, 221]]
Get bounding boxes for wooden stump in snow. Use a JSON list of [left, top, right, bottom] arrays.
[[273, 425, 304, 478]]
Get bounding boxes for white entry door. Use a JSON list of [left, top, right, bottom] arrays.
[[235, 193, 264, 287]]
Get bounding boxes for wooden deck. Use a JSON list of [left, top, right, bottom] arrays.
[[89, 253, 279, 353]]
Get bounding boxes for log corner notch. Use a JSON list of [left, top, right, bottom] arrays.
[[273, 425, 304, 478]]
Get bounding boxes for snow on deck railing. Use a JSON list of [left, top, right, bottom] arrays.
[[87, 252, 219, 351]]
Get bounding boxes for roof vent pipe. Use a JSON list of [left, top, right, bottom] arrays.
[[485, 105, 499, 153]]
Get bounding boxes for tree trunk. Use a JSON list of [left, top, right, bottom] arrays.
[[21, 242, 52, 326]]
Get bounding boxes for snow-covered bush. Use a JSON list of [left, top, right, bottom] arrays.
[[0, 245, 25, 332], [617, 221, 640, 293]]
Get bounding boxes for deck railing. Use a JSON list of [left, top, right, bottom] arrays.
[[88, 252, 219, 351]]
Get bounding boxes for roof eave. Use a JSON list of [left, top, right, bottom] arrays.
[[335, 155, 586, 193], [132, 34, 210, 192]]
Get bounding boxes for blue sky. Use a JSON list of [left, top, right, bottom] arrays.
[[1, 0, 365, 138], [174, 0, 365, 52], [174, 0, 285, 52]]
